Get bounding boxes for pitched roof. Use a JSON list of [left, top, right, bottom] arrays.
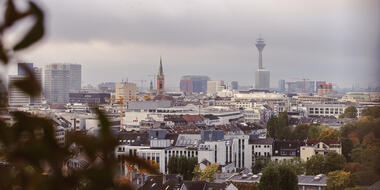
[[182, 181, 207, 190], [183, 115, 203, 122], [249, 138, 274, 145], [305, 139, 340, 145]]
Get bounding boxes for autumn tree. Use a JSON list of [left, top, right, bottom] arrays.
[[361, 106, 380, 118], [326, 170, 353, 190], [193, 163, 219, 182], [292, 124, 310, 140]]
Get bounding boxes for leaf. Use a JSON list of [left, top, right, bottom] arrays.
[[0, 43, 8, 64], [13, 2, 45, 51], [0, 0, 29, 32], [11, 64, 41, 96]]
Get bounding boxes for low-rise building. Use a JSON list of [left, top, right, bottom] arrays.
[[300, 140, 342, 161]]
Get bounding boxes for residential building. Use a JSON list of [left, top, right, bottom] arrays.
[[271, 141, 305, 161], [300, 140, 342, 161]]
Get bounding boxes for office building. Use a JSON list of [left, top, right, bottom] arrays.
[[68, 64, 82, 92], [317, 83, 333, 96], [69, 92, 110, 104], [231, 81, 238, 90], [180, 75, 210, 94], [115, 82, 137, 102], [44, 63, 81, 105], [254, 37, 270, 90], [207, 80, 224, 96], [278, 80, 285, 92], [9, 64, 42, 106], [315, 81, 326, 92]]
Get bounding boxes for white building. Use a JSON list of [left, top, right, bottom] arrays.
[[207, 80, 224, 96], [300, 140, 342, 161], [304, 104, 346, 118]]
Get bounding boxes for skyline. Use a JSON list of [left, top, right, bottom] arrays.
[[5, 0, 380, 89]]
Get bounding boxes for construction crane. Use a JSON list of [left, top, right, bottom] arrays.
[[104, 97, 124, 131], [292, 77, 310, 93]]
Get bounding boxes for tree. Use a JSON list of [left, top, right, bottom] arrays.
[[318, 128, 340, 140], [259, 164, 280, 190], [252, 156, 269, 174], [307, 125, 325, 139], [326, 170, 352, 190], [361, 106, 380, 118], [266, 115, 278, 138], [167, 156, 197, 180], [279, 157, 305, 175], [325, 152, 346, 172], [278, 165, 298, 190], [196, 163, 219, 182], [340, 106, 358, 118], [292, 124, 310, 140], [306, 154, 325, 175]]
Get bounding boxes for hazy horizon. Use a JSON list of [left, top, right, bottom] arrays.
[[5, 0, 380, 89]]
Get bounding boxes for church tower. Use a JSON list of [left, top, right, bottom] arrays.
[[156, 57, 165, 96]]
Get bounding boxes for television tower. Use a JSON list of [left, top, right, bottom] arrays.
[[256, 37, 266, 69]]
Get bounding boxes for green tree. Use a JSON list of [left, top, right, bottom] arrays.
[[340, 106, 358, 118], [266, 115, 278, 138], [278, 165, 298, 190], [306, 154, 325, 175], [259, 164, 280, 190], [279, 157, 305, 175], [252, 156, 269, 174], [327, 170, 352, 190], [325, 152, 346, 172], [292, 124, 310, 140], [167, 156, 197, 180], [361, 106, 380, 118]]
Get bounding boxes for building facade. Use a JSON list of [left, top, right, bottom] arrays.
[[115, 82, 137, 102]]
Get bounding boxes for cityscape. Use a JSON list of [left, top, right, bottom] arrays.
[[0, 0, 380, 190]]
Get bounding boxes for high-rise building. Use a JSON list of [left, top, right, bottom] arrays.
[[278, 80, 286, 92], [9, 63, 42, 106], [231, 81, 239, 90], [156, 57, 165, 96], [207, 80, 224, 96], [44, 63, 81, 105], [254, 37, 270, 90], [115, 82, 137, 102], [68, 64, 82, 92], [180, 75, 210, 94], [316, 81, 326, 92], [317, 83, 333, 96]]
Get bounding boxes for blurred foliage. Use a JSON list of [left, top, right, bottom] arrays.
[[0, 1, 158, 189]]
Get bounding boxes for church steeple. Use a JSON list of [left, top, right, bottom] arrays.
[[156, 57, 165, 96], [158, 56, 163, 76]]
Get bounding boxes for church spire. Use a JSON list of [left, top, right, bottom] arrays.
[[158, 56, 163, 76]]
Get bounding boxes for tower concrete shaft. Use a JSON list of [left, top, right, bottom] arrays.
[[255, 38, 266, 69]]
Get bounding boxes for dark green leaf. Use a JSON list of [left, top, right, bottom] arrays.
[[13, 2, 45, 51]]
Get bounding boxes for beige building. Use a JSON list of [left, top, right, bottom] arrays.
[[300, 140, 342, 161], [115, 82, 137, 102], [207, 80, 224, 96]]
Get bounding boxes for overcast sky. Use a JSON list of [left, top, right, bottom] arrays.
[[8, 0, 380, 89]]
